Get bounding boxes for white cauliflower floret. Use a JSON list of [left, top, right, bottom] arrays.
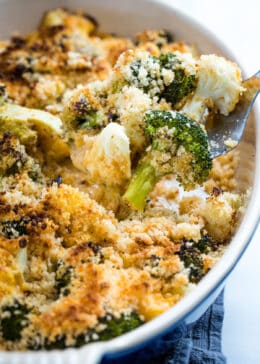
[[196, 54, 244, 115], [182, 95, 214, 123], [71, 123, 131, 186], [112, 85, 152, 153], [201, 192, 241, 240]]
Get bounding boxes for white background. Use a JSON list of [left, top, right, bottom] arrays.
[[161, 1, 260, 362]]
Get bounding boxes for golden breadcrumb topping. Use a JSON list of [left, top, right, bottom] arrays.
[[0, 8, 245, 351]]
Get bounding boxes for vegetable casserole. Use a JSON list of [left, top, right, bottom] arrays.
[[0, 8, 245, 350]]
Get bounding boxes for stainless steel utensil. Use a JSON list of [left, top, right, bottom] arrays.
[[207, 71, 260, 158]]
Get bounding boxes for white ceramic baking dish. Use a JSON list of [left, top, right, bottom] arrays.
[[0, 0, 259, 363]]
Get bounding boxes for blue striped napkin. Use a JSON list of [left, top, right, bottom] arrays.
[[102, 291, 226, 364]]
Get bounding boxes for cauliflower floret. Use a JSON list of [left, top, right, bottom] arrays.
[[112, 85, 152, 153], [71, 122, 131, 186], [201, 192, 241, 240], [196, 54, 244, 115], [182, 95, 214, 123]]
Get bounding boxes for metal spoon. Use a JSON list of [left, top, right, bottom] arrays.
[[207, 70, 260, 158]]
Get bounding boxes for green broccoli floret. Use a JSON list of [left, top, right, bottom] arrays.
[[55, 260, 73, 297], [163, 69, 196, 105], [37, 311, 143, 350], [177, 234, 218, 283], [178, 243, 204, 283], [128, 52, 196, 105], [192, 233, 218, 254], [129, 56, 160, 94], [0, 132, 43, 182], [63, 93, 107, 133], [123, 110, 212, 211], [95, 312, 143, 341], [159, 53, 196, 105], [0, 299, 30, 341], [0, 218, 28, 238], [0, 132, 27, 177], [77, 110, 106, 130]]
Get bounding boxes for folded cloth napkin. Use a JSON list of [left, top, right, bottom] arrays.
[[102, 291, 226, 364]]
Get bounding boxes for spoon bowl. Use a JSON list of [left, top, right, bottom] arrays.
[[207, 70, 260, 158]]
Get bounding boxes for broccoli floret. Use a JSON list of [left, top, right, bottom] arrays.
[[128, 54, 162, 95], [127, 52, 196, 105], [72, 96, 106, 130], [63, 92, 107, 133], [192, 233, 218, 254], [36, 311, 143, 350], [55, 260, 73, 297], [178, 243, 204, 283], [177, 234, 218, 283], [0, 218, 28, 238], [0, 300, 30, 341], [0, 132, 27, 177], [162, 69, 196, 105], [167, 68, 196, 105], [159, 52, 179, 69], [95, 312, 143, 341], [158, 53, 197, 105], [159, 53, 196, 105], [123, 110, 212, 211], [0, 132, 43, 182], [129, 56, 160, 94], [77, 110, 106, 130]]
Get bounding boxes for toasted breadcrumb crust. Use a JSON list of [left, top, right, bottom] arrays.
[[0, 8, 244, 351]]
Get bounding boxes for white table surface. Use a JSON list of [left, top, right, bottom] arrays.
[[161, 0, 260, 362]]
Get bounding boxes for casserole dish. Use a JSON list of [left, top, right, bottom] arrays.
[[0, 0, 259, 363]]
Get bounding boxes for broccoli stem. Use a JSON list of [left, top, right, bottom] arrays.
[[123, 162, 156, 211], [123, 110, 212, 212]]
